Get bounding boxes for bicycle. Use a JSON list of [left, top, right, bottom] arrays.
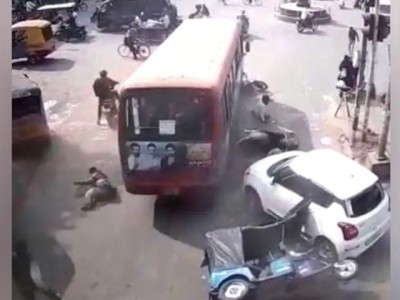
[[243, 0, 262, 6], [117, 40, 151, 59]]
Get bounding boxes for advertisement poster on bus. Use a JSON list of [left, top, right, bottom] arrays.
[[125, 141, 212, 173]]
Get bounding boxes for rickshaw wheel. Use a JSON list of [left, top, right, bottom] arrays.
[[218, 277, 250, 300], [27, 55, 38, 65]]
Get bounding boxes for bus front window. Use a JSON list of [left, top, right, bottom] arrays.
[[126, 90, 211, 141]]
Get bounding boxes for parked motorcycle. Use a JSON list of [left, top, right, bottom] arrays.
[[296, 16, 318, 33], [55, 24, 87, 42]]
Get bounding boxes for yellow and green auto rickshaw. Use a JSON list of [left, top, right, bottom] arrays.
[[12, 19, 56, 64], [12, 74, 51, 156]]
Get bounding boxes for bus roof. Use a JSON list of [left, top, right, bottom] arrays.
[[12, 19, 51, 29], [120, 18, 241, 93]]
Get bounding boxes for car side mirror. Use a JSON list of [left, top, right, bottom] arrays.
[[245, 41, 250, 52]]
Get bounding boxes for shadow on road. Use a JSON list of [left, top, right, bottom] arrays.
[[356, 232, 390, 284], [12, 58, 75, 72], [153, 91, 314, 249], [13, 134, 123, 234]]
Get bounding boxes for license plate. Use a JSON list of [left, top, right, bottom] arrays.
[[365, 230, 382, 246]]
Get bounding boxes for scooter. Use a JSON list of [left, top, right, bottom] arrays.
[[296, 16, 318, 33], [55, 24, 87, 42], [101, 96, 118, 128]]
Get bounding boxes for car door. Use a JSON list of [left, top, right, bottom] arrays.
[[260, 166, 302, 218]]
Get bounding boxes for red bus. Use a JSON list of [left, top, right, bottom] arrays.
[[118, 18, 249, 196]]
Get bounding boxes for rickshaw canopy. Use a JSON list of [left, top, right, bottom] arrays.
[[36, 2, 76, 11], [12, 19, 51, 29]]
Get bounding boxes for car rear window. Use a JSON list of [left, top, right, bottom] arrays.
[[347, 182, 383, 217]]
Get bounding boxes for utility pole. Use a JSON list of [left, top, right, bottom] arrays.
[[376, 83, 390, 159], [361, 0, 380, 142], [351, 4, 370, 145]]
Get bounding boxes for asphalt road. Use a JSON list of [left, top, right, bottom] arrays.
[[12, 0, 389, 299]]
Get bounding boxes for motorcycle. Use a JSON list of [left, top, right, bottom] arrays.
[[55, 24, 87, 42], [296, 16, 318, 33], [237, 126, 300, 158], [201, 198, 359, 300]]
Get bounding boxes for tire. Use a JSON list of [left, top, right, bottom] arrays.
[[315, 237, 339, 264], [218, 278, 250, 300], [296, 23, 304, 33], [79, 2, 88, 12], [117, 44, 131, 58], [55, 31, 65, 41], [27, 55, 38, 65], [252, 80, 268, 92], [137, 44, 151, 59]]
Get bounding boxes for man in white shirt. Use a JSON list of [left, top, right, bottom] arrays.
[[127, 143, 141, 170]]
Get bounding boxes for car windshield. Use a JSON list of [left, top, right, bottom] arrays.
[[267, 156, 296, 177], [125, 90, 212, 141], [347, 182, 383, 217]]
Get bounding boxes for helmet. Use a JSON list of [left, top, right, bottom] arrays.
[[100, 70, 107, 77], [89, 167, 98, 174]]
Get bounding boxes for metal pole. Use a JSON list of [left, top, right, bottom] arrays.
[[351, 22, 368, 144], [361, 0, 380, 142]]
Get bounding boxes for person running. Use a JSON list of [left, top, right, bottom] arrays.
[[348, 27, 359, 56]]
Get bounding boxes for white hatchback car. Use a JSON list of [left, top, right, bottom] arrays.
[[243, 148, 390, 261]]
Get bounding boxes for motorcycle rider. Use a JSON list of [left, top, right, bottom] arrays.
[[124, 24, 139, 60], [92, 70, 118, 125], [73, 167, 117, 211], [300, 8, 314, 28]]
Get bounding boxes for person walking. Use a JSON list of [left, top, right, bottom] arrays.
[[348, 27, 359, 56]]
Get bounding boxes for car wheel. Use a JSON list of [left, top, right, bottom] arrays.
[[218, 278, 250, 300], [315, 237, 338, 264]]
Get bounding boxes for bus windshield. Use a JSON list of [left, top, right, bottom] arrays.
[[125, 89, 212, 142]]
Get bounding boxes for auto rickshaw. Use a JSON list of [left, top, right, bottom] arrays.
[[12, 74, 51, 156], [12, 20, 57, 64], [36, 2, 77, 24]]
